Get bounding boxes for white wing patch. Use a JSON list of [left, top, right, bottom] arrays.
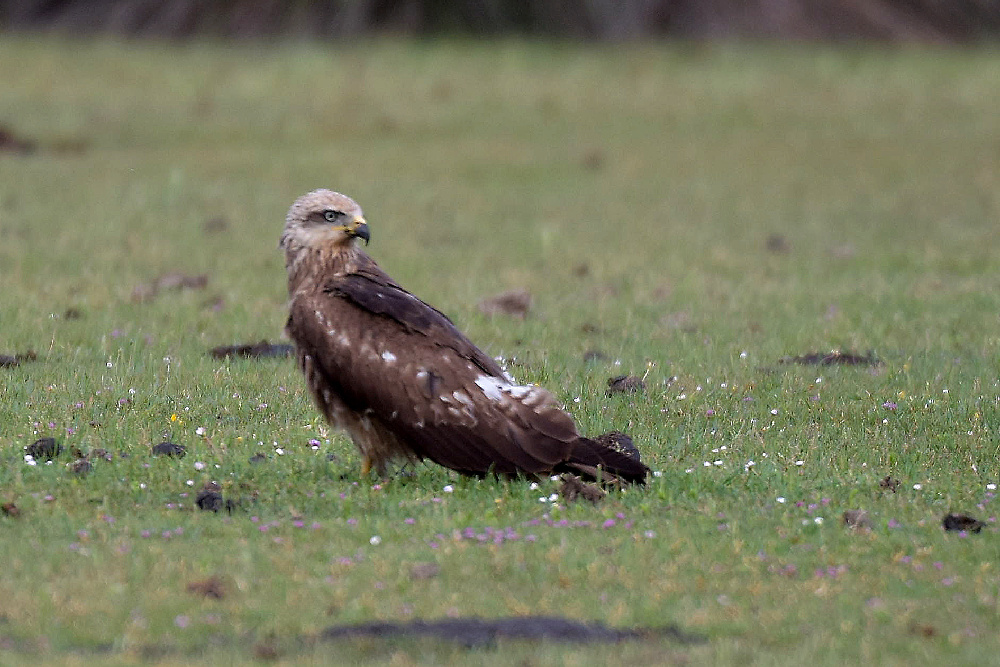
[[475, 375, 539, 403], [381, 351, 397, 363]]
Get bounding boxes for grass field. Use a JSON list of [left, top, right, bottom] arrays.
[[1, 37, 1000, 664]]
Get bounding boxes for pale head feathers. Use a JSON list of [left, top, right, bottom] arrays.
[[280, 189, 368, 256]]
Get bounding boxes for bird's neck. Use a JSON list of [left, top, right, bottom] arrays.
[[285, 241, 370, 295]]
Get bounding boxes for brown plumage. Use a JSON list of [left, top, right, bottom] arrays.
[[280, 190, 648, 484]]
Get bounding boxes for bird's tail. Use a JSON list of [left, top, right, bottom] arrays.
[[559, 433, 649, 485]]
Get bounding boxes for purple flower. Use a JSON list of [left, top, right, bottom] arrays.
[[404, 518, 415, 525], [293, 520, 305, 528], [174, 615, 190, 628], [882, 401, 897, 410], [602, 519, 616, 529], [347, 518, 357, 526]]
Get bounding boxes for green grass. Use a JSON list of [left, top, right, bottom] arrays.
[[2, 37, 1000, 664]]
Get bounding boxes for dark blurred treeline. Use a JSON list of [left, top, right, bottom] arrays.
[[1, 0, 999, 41]]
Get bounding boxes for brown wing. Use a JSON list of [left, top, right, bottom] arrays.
[[286, 271, 584, 476]]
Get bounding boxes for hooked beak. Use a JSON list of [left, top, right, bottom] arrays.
[[349, 216, 370, 245]]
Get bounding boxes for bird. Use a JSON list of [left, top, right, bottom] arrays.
[[279, 189, 648, 484]]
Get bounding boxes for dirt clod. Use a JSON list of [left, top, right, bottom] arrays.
[[321, 615, 704, 647], [26, 437, 62, 460], [606, 375, 645, 396], [151, 442, 186, 458], [186, 575, 226, 599], [942, 513, 984, 533], [410, 563, 441, 580], [779, 350, 881, 367], [209, 340, 294, 360], [842, 509, 872, 531], [879, 475, 900, 493], [0, 351, 37, 368], [477, 290, 532, 319]]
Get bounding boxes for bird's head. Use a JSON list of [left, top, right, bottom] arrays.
[[280, 189, 371, 254]]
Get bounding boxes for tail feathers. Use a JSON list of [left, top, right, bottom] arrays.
[[560, 436, 649, 485]]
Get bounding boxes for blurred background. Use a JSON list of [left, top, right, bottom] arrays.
[[2, 0, 999, 42]]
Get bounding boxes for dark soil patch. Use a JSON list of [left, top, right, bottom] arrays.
[[186, 575, 227, 599], [582, 349, 607, 363], [151, 442, 186, 458], [879, 475, 901, 493], [321, 615, 703, 647], [249, 453, 267, 464], [842, 509, 872, 531], [477, 290, 532, 319], [779, 350, 881, 367], [409, 563, 440, 580], [25, 437, 62, 460], [606, 375, 645, 396], [69, 459, 92, 475], [942, 513, 985, 533], [0, 351, 37, 368], [131, 272, 208, 303], [209, 340, 294, 360], [0, 126, 36, 154]]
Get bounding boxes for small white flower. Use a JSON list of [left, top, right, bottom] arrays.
[[720, 382, 727, 388], [195, 427, 206, 436], [740, 351, 748, 359], [795, 460, 804, 466], [814, 517, 824, 525], [677, 394, 687, 400], [720, 445, 727, 451], [652, 471, 663, 477], [703, 461, 711, 467], [988, 483, 997, 491], [711, 448, 719, 453], [745, 460, 755, 468], [186, 480, 194, 486], [275, 448, 285, 455], [539, 497, 547, 503], [194, 461, 205, 471], [776, 496, 786, 503], [548, 493, 559, 502], [913, 483, 922, 490], [443, 485, 454, 493], [685, 468, 693, 473], [815, 377, 823, 384], [106, 361, 113, 368], [770, 409, 779, 415], [369, 535, 381, 545], [529, 482, 539, 490], [644, 530, 656, 539], [883, 419, 889, 424], [713, 460, 723, 466], [139, 483, 147, 489], [573, 397, 581, 403], [550, 476, 560, 482]]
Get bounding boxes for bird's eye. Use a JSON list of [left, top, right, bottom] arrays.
[[323, 210, 342, 222]]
